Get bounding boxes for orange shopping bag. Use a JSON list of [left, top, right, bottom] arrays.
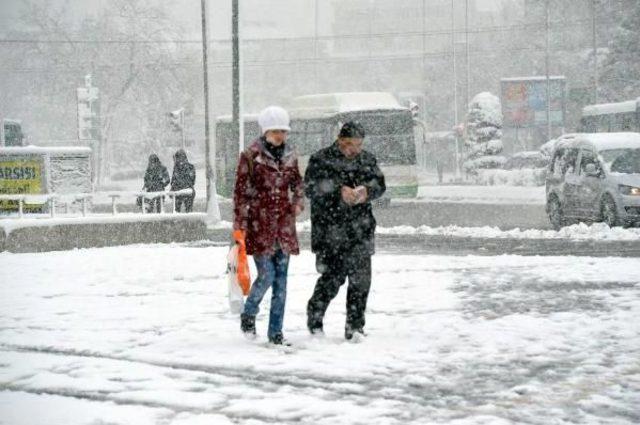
[[233, 230, 251, 296]]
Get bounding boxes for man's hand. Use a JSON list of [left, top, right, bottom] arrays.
[[341, 186, 358, 205], [354, 185, 368, 204], [294, 204, 304, 216]]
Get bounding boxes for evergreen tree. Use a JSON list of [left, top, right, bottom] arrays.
[[465, 92, 503, 159], [599, 4, 640, 101]]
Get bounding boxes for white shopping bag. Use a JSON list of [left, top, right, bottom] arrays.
[[226, 244, 245, 314]]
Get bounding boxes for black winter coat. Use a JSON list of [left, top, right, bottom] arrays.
[[144, 165, 170, 192], [170, 162, 196, 193], [304, 142, 386, 255]]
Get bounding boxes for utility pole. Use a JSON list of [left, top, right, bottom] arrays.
[[201, 0, 220, 222], [545, 0, 551, 141], [592, 0, 598, 104], [314, 0, 320, 92], [180, 108, 186, 150], [232, 0, 241, 151], [422, 0, 426, 93], [465, 0, 470, 111], [452, 0, 461, 180]]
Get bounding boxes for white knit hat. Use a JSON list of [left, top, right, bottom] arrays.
[[258, 106, 291, 134]]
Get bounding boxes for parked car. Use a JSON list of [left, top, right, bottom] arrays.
[[545, 132, 640, 229], [539, 133, 580, 158]]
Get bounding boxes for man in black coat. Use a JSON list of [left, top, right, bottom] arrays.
[[304, 121, 386, 341], [170, 149, 196, 212]]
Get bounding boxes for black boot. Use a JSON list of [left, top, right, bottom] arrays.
[[268, 332, 291, 346], [240, 313, 256, 338], [345, 326, 366, 341], [307, 303, 324, 335]]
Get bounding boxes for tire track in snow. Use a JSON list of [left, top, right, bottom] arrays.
[[0, 343, 429, 404], [0, 344, 439, 423]]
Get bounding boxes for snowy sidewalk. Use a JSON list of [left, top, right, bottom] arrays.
[[1, 245, 639, 424]]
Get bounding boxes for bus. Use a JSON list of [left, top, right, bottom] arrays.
[[579, 97, 640, 133], [215, 92, 419, 201]]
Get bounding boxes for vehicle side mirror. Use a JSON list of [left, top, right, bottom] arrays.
[[585, 163, 599, 177]]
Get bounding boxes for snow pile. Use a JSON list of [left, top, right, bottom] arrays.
[[473, 167, 546, 186], [376, 222, 640, 240], [0, 245, 638, 424], [217, 220, 639, 241]]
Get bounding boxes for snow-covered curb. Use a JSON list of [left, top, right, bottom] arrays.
[[207, 220, 640, 242], [0, 213, 207, 236], [378, 222, 640, 241]]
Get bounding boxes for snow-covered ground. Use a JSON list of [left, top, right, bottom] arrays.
[[1, 245, 639, 424]]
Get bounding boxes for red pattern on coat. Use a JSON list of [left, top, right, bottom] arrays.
[[233, 139, 304, 255]]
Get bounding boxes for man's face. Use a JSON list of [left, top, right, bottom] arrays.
[[265, 129, 288, 146], [337, 137, 364, 159]]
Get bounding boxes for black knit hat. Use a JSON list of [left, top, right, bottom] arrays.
[[338, 121, 366, 139]]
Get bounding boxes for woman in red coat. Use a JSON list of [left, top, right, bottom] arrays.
[[233, 106, 304, 345]]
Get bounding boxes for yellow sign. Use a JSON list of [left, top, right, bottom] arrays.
[[0, 156, 45, 211]]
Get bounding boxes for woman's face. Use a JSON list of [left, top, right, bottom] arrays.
[[265, 130, 288, 146]]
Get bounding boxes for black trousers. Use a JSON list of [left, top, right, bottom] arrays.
[[175, 195, 194, 212], [307, 250, 372, 331], [148, 196, 162, 213]]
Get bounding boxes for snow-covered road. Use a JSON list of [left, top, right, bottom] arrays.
[[1, 245, 639, 424]]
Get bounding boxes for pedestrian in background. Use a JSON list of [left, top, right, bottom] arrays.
[[233, 106, 304, 345], [304, 121, 386, 341], [170, 149, 196, 212], [142, 153, 170, 213]]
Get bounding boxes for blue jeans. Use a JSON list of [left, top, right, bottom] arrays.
[[243, 249, 290, 338]]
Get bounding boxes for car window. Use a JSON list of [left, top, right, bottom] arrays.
[[610, 149, 640, 174], [553, 148, 578, 177], [579, 150, 602, 175], [551, 149, 564, 177]]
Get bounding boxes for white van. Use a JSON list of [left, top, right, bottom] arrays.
[[545, 133, 640, 229]]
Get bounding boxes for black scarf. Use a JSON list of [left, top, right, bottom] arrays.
[[262, 137, 285, 163]]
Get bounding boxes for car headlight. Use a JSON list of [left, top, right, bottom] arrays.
[[618, 185, 640, 196]]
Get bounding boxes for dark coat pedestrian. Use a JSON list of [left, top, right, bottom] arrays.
[[233, 105, 304, 345], [304, 121, 386, 340], [170, 149, 196, 212], [142, 154, 170, 213]]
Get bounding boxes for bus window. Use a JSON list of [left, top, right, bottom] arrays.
[[340, 111, 415, 165], [287, 120, 307, 156], [289, 119, 330, 156], [304, 120, 328, 154], [621, 112, 634, 131]]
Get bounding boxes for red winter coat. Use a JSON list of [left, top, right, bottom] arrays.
[[233, 138, 304, 256]]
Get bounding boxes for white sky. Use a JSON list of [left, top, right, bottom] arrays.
[[0, 0, 332, 39]]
